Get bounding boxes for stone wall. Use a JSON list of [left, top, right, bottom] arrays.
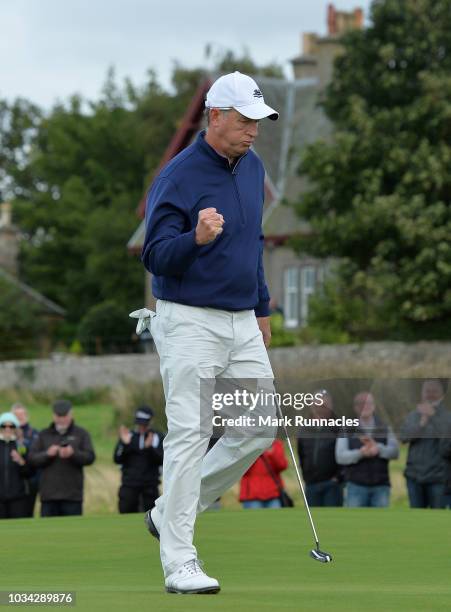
[[0, 342, 450, 393], [0, 353, 160, 393]]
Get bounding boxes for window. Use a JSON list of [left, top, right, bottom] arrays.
[[300, 266, 316, 326], [283, 265, 321, 328], [283, 267, 300, 328]]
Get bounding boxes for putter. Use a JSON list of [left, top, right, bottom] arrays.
[[276, 402, 333, 564]]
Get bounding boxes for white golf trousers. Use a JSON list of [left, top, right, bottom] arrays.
[[150, 299, 277, 577]]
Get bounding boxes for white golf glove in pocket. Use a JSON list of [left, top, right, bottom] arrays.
[[129, 308, 156, 335]]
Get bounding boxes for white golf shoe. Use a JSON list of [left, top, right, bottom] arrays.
[[165, 559, 220, 594]]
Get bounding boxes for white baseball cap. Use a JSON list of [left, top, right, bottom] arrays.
[[205, 71, 279, 121]]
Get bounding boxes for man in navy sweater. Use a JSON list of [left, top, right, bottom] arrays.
[[140, 71, 279, 594]]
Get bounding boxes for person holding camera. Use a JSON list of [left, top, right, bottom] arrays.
[[113, 406, 164, 514], [0, 412, 33, 519], [29, 400, 96, 517]]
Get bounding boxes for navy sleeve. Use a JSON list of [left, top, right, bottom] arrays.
[[141, 177, 202, 277]]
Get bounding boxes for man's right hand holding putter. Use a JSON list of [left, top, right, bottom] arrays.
[[195, 208, 224, 245]]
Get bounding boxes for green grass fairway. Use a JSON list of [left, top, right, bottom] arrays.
[[1, 508, 450, 611]]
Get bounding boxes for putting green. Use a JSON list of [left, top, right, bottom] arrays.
[[1, 508, 450, 611]]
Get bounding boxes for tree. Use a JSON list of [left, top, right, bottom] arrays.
[[294, 0, 451, 340], [77, 300, 136, 355], [0, 98, 42, 202], [9, 72, 175, 342]]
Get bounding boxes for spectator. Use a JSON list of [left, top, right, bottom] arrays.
[[439, 424, 451, 509], [336, 391, 399, 507], [400, 379, 451, 509], [239, 439, 288, 509], [0, 412, 32, 519], [297, 390, 343, 507], [11, 403, 40, 517], [113, 406, 164, 514], [29, 399, 95, 517]]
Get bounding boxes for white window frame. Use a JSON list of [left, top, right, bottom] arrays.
[[300, 265, 316, 326], [283, 267, 300, 328]]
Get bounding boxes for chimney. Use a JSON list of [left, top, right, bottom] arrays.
[[0, 202, 12, 228], [327, 3, 337, 35], [354, 8, 364, 29], [0, 202, 19, 276], [292, 33, 319, 80], [303, 33, 319, 56], [333, 4, 364, 36], [292, 4, 364, 84]]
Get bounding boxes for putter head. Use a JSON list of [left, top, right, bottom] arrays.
[[310, 548, 333, 563]]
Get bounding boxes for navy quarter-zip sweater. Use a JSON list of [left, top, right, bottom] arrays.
[[141, 130, 270, 317]]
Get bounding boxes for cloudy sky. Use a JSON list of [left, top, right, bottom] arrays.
[[1, 0, 372, 108]]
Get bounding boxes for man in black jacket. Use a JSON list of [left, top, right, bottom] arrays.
[[400, 379, 451, 508], [29, 400, 96, 517], [113, 406, 163, 513], [297, 391, 343, 507], [439, 423, 451, 509], [0, 412, 33, 519]]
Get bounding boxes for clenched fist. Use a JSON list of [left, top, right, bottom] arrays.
[[195, 207, 224, 245]]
